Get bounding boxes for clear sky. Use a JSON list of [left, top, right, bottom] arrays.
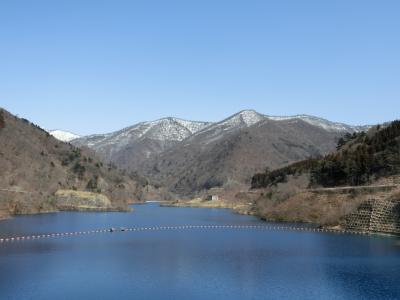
[[1, 0, 399, 135]]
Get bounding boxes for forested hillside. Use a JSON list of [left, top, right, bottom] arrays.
[[252, 120, 400, 189]]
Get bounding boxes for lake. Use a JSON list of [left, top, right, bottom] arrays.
[[0, 203, 400, 300]]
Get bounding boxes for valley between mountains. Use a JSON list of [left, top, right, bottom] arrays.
[[2, 108, 399, 235]]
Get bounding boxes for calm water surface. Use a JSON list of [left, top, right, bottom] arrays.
[[0, 203, 399, 300]]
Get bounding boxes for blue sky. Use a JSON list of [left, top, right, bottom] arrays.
[[1, 0, 399, 135]]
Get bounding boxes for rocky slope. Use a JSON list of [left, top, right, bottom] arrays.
[[54, 190, 115, 211], [0, 108, 146, 218]]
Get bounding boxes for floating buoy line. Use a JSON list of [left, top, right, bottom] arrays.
[[0, 224, 370, 244]]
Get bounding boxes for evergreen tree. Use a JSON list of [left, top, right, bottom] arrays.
[[0, 110, 5, 129]]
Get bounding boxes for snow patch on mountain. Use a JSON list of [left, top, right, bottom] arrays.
[[221, 110, 265, 127], [186, 110, 265, 144], [265, 114, 367, 132], [73, 117, 211, 151], [49, 130, 80, 142], [134, 117, 211, 141], [194, 110, 263, 133]]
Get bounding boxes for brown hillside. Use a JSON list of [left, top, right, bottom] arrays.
[[0, 108, 145, 218]]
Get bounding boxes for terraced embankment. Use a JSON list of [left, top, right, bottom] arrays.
[[345, 198, 400, 235]]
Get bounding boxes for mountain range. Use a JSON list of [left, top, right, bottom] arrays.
[[71, 110, 368, 196]]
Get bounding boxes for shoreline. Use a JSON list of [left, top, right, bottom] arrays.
[[161, 198, 255, 216], [0, 202, 144, 221], [2, 199, 399, 238], [161, 198, 400, 237]]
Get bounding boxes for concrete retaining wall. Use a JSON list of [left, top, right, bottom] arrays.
[[345, 198, 400, 235]]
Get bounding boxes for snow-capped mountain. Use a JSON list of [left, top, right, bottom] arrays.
[[74, 117, 211, 151], [72, 117, 211, 168], [74, 110, 367, 153], [142, 110, 365, 195], [187, 110, 367, 145], [220, 109, 367, 133], [49, 130, 80, 142]]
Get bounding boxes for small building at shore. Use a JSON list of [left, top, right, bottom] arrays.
[[206, 195, 219, 201]]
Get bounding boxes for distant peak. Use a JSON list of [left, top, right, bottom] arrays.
[[49, 130, 81, 142], [236, 109, 263, 116], [225, 109, 265, 126]]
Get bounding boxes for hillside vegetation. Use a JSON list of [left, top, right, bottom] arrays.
[[0, 108, 146, 218]]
